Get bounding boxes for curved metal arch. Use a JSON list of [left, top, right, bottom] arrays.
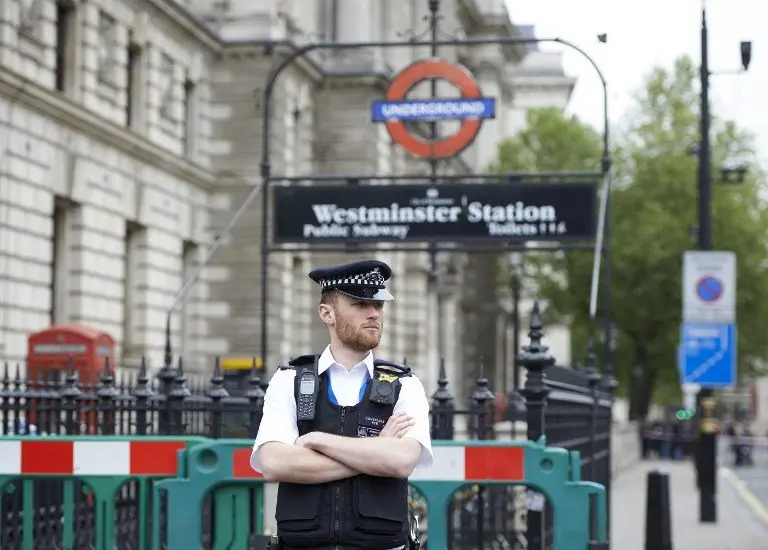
[[254, 36, 612, 374]]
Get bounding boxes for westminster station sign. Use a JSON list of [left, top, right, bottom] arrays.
[[272, 182, 598, 243]]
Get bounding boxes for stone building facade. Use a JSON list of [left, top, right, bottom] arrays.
[[0, 0, 575, 395], [0, 0, 217, 372]]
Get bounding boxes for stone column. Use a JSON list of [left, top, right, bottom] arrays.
[[334, 0, 375, 70], [472, 66, 503, 170], [69, 204, 124, 337], [401, 259, 429, 375], [494, 310, 506, 394], [336, 0, 374, 41], [425, 282, 440, 394], [374, 248, 395, 360], [278, 254, 294, 362], [441, 291, 459, 391], [291, 253, 313, 353]]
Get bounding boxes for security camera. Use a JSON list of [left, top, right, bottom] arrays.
[[740, 41, 752, 71], [721, 165, 748, 184], [597, 33, 607, 43]]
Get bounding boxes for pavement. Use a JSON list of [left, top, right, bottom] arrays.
[[610, 458, 768, 550]]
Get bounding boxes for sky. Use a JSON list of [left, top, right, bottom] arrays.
[[506, 0, 768, 168]]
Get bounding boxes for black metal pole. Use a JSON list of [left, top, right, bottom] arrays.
[[510, 273, 520, 439], [698, 8, 713, 253], [259, 149, 270, 370], [512, 276, 521, 392], [520, 302, 552, 550], [696, 4, 717, 524], [427, 0, 442, 368]]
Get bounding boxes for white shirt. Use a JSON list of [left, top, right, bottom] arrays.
[[251, 345, 434, 472]]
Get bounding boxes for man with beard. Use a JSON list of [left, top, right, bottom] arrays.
[[251, 260, 433, 550]]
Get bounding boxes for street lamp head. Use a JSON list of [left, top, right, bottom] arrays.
[[740, 41, 752, 71], [597, 33, 607, 44], [507, 251, 524, 270], [720, 164, 748, 185]]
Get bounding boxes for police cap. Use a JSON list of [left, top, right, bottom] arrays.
[[308, 260, 394, 302]]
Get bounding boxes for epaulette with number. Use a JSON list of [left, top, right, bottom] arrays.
[[373, 359, 412, 378], [278, 354, 318, 371], [289, 354, 318, 367]]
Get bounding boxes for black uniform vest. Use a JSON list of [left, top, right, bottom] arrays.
[[274, 355, 411, 549]]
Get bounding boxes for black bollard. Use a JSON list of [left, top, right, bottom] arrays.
[[645, 470, 673, 550]]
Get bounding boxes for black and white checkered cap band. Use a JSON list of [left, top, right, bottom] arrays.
[[321, 269, 386, 289]]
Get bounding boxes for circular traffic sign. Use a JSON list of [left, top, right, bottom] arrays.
[[384, 59, 484, 159], [696, 276, 723, 302]]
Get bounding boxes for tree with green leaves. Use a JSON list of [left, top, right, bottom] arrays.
[[493, 56, 768, 419]]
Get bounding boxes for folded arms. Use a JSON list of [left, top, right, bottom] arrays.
[[259, 412, 422, 483]]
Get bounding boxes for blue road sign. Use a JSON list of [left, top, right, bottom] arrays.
[[680, 322, 737, 387], [371, 98, 496, 122], [696, 276, 723, 302]]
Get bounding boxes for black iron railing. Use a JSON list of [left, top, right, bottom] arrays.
[[1, 303, 615, 550]]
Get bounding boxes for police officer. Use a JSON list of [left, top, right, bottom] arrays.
[[250, 260, 433, 550]]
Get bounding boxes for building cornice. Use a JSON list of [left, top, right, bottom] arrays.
[[460, 58, 515, 98], [0, 67, 215, 190], [509, 75, 577, 101], [150, 0, 222, 51], [220, 41, 325, 82], [321, 69, 392, 90], [457, 1, 527, 64], [510, 75, 576, 86]]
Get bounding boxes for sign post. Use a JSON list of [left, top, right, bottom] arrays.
[[679, 323, 737, 387], [682, 251, 736, 324], [680, 251, 737, 387]]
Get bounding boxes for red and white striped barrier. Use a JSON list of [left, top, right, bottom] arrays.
[[0, 441, 528, 482], [232, 445, 526, 481], [0, 440, 187, 476], [409, 446, 525, 481], [233, 448, 262, 478]]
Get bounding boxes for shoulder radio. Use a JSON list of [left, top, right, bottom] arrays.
[[295, 356, 320, 422]]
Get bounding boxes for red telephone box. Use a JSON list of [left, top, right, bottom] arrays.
[[27, 324, 116, 385]]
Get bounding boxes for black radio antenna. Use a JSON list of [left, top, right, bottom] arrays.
[[163, 181, 264, 367]]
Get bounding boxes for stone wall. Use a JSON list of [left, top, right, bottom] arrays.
[[0, 0, 217, 371]]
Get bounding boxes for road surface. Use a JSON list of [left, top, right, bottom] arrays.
[[611, 459, 768, 550], [721, 437, 768, 526]]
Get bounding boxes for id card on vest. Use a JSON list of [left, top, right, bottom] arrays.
[[357, 414, 386, 437]]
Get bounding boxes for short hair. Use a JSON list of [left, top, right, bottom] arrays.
[[319, 290, 339, 306]]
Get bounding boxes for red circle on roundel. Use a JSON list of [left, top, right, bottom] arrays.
[[385, 59, 483, 159]]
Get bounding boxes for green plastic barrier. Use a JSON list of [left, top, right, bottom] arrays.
[[0, 435, 207, 550], [155, 437, 608, 550], [153, 439, 265, 550]]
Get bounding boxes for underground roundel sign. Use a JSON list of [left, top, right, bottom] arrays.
[[371, 58, 496, 159]]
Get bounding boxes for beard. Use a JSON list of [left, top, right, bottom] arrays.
[[334, 312, 382, 352]]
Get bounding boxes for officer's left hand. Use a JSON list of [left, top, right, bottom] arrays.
[[295, 432, 325, 449]]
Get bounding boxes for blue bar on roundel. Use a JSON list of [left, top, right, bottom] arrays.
[[370, 97, 496, 122]]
